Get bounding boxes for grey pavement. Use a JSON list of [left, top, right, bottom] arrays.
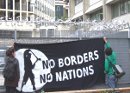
[[0, 72, 130, 93]]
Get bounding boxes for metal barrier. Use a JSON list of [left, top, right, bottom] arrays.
[[0, 86, 5, 93], [0, 31, 130, 93]]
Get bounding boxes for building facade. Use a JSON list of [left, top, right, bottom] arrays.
[[0, 0, 55, 73], [68, 0, 130, 23], [0, 0, 55, 38]]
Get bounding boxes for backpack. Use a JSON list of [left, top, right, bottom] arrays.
[[3, 60, 16, 80], [109, 62, 125, 78]]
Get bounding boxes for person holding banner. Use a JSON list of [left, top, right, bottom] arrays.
[[3, 47, 20, 93], [104, 37, 117, 88]]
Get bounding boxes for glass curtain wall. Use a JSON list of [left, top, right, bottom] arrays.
[[112, 0, 130, 18]]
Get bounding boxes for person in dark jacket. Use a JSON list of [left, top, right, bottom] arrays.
[[3, 47, 20, 93], [104, 37, 117, 88]]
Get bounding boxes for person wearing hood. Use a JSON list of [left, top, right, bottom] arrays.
[[104, 37, 117, 88], [3, 47, 20, 93]]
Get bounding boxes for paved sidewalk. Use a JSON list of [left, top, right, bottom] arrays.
[[46, 83, 130, 93], [0, 72, 130, 93]]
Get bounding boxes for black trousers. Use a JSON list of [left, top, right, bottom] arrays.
[[5, 86, 19, 93]]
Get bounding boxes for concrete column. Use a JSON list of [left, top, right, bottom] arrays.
[[6, 0, 8, 20], [69, 0, 75, 18], [27, 0, 28, 21], [83, 0, 89, 21], [13, 0, 15, 20], [20, 0, 22, 21]]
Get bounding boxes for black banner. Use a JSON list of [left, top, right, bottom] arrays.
[[14, 38, 105, 92]]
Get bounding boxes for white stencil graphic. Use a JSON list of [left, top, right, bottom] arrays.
[[16, 49, 51, 92]]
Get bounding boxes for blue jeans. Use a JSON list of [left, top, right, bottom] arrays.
[[105, 74, 116, 88]]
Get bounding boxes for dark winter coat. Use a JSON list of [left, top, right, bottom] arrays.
[[4, 57, 20, 87]]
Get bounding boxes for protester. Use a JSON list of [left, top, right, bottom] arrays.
[[104, 37, 117, 88], [3, 47, 20, 93]]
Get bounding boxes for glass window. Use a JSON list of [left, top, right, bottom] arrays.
[[8, 0, 13, 9], [120, 1, 127, 15], [111, 0, 130, 18], [128, 0, 130, 12], [55, 5, 63, 20], [15, 0, 20, 10], [112, 3, 119, 18], [90, 9, 103, 21], [0, 0, 6, 9], [0, 11, 6, 18]]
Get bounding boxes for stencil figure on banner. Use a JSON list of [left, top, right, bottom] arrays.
[[3, 47, 20, 93], [21, 49, 41, 91], [15, 48, 52, 93]]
